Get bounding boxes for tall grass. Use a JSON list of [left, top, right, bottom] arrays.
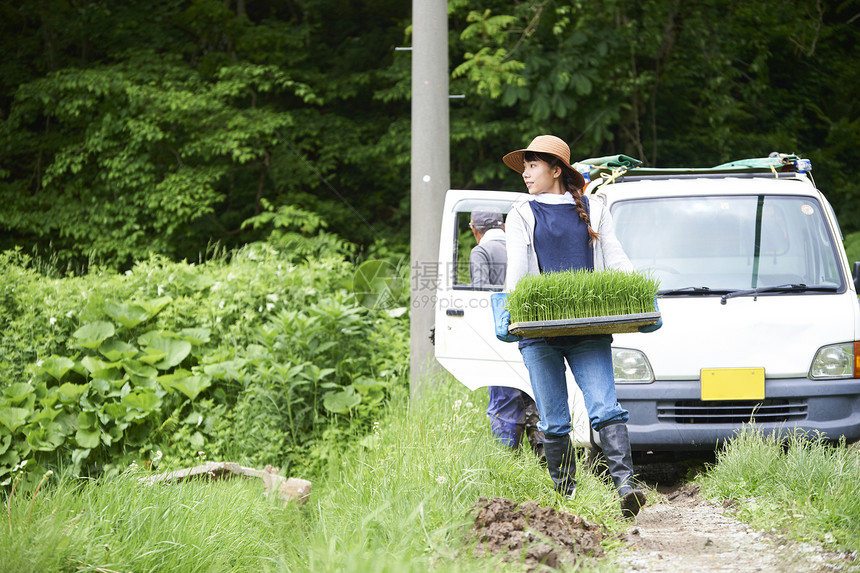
[[3, 469, 305, 573], [698, 424, 860, 552], [507, 270, 660, 323], [1, 377, 625, 572]]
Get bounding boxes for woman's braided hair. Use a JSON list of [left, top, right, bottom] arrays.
[[524, 151, 600, 244]]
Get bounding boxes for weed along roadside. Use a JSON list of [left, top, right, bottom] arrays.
[[614, 432, 860, 572], [0, 237, 409, 489]]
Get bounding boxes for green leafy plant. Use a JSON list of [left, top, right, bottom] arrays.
[[0, 294, 214, 485], [0, 225, 409, 485], [507, 269, 660, 323]]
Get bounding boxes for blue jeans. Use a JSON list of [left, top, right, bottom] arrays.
[[487, 386, 526, 447], [487, 387, 544, 448], [519, 336, 628, 436]]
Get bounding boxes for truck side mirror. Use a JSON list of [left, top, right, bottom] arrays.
[[854, 261, 860, 293]]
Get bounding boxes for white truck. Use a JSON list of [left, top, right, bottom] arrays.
[[434, 154, 860, 450]]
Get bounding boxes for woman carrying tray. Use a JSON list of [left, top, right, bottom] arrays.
[[499, 134, 651, 517]]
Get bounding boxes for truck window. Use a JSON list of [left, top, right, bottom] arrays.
[[450, 198, 517, 291], [455, 212, 475, 285], [611, 195, 845, 291]]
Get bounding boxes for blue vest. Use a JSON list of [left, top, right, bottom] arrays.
[[531, 198, 594, 273]]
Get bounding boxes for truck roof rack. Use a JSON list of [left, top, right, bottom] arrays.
[[575, 153, 812, 188]]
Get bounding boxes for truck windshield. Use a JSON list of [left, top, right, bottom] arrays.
[[611, 195, 845, 293]]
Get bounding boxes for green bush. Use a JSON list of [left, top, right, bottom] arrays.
[[0, 234, 409, 487]]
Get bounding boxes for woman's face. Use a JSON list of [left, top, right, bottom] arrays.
[[522, 158, 563, 195]]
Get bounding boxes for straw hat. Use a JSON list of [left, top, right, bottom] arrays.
[[502, 135, 585, 189]]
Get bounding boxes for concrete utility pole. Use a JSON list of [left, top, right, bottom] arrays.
[[409, 0, 449, 398]]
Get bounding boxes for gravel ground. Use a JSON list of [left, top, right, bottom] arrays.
[[614, 482, 856, 572]]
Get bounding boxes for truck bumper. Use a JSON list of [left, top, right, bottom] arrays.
[[616, 377, 860, 450]]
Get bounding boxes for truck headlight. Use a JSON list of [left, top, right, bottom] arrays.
[[809, 342, 860, 379], [612, 348, 654, 383]]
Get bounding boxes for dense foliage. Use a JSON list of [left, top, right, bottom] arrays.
[[0, 209, 409, 486], [0, 0, 858, 268]]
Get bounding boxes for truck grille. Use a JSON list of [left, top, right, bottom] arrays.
[[658, 399, 808, 425]]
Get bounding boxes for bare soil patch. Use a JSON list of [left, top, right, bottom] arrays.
[[470, 496, 617, 571]]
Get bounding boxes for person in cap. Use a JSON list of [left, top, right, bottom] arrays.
[[500, 134, 648, 517], [469, 211, 545, 458], [468, 212, 506, 287]]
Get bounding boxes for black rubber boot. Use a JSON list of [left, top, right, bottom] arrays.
[[543, 433, 577, 499], [599, 423, 646, 518]]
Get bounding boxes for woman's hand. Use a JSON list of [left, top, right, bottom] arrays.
[[491, 293, 520, 342]]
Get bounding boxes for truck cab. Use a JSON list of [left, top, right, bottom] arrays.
[[434, 155, 860, 450]]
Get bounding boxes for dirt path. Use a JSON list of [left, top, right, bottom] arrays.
[[614, 483, 852, 572], [468, 459, 856, 572]]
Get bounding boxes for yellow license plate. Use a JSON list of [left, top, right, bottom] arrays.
[[700, 368, 765, 401]]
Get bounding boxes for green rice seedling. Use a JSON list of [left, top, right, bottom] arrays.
[[507, 269, 660, 323]]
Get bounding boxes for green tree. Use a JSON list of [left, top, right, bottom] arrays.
[[445, 0, 860, 229], [0, 55, 317, 266], [0, 0, 412, 268], [1, 0, 858, 268]]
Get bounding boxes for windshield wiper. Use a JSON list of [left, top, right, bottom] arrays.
[[720, 283, 838, 305], [658, 286, 733, 296]]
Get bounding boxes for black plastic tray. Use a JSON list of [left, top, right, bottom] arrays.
[[508, 311, 661, 337]]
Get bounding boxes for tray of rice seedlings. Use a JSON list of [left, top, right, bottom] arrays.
[[507, 269, 661, 337]]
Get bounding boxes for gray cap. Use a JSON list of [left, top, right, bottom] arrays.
[[470, 211, 503, 232]]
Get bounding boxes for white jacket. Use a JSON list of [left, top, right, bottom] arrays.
[[505, 192, 634, 292]]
